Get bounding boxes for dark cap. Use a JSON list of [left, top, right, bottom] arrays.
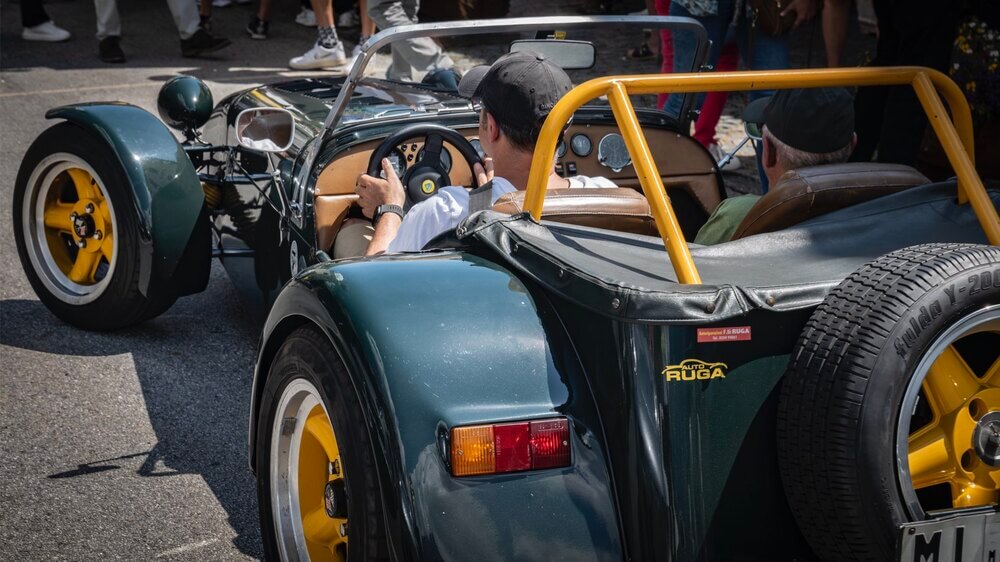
[[743, 88, 855, 153], [458, 51, 573, 131]]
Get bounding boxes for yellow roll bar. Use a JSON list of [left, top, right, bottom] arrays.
[[525, 67, 1000, 285]]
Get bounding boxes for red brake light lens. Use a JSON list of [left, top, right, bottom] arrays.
[[451, 417, 571, 477]]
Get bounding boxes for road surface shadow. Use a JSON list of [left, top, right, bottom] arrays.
[[1, 288, 264, 558]]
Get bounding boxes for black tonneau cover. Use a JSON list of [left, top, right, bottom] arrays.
[[458, 181, 1000, 323]]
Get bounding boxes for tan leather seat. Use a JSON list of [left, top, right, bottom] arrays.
[[732, 163, 930, 240], [492, 188, 659, 236]]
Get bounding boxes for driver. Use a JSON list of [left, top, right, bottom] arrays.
[[334, 51, 615, 258]]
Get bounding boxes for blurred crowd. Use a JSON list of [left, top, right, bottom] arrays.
[[16, 0, 999, 179], [15, 0, 445, 71]]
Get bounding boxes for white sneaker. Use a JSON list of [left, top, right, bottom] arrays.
[[22, 21, 71, 42], [289, 42, 347, 70], [709, 143, 743, 172], [295, 8, 317, 27], [337, 10, 360, 28]]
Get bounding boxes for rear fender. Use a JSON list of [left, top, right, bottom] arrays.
[[46, 103, 208, 296], [251, 251, 623, 561]]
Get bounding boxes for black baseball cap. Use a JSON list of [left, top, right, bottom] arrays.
[[458, 51, 573, 131], [743, 88, 855, 153]]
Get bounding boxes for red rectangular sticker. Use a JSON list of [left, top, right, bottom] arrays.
[[697, 326, 752, 343]]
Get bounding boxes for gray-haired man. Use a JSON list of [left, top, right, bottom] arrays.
[[695, 87, 857, 245]]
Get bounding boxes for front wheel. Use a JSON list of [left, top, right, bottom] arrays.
[[13, 122, 175, 330], [255, 326, 387, 561], [777, 243, 1000, 561]]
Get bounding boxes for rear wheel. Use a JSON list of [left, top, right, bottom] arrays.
[[777, 243, 1000, 561], [13, 122, 175, 330], [256, 326, 387, 561]]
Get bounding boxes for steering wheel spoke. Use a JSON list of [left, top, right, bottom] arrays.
[[365, 123, 484, 206]]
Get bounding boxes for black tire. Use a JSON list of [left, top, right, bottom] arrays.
[[777, 243, 1000, 561], [13, 122, 176, 330], [255, 326, 388, 561]]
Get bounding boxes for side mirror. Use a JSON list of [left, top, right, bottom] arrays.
[[509, 39, 596, 70], [236, 108, 295, 153], [744, 120, 763, 141]]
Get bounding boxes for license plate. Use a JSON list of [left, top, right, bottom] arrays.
[[898, 508, 1000, 562]]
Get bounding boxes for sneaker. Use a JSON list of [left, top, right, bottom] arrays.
[[347, 36, 368, 68], [22, 20, 71, 42], [246, 17, 269, 40], [295, 7, 317, 27], [709, 143, 742, 172], [289, 42, 347, 70], [180, 29, 232, 57], [98, 36, 126, 63], [337, 10, 360, 28]]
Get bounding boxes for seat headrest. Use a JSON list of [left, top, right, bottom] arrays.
[[492, 188, 659, 236], [732, 163, 930, 240]]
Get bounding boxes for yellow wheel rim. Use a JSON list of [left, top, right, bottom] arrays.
[[23, 154, 118, 304], [270, 379, 348, 562], [299, 406, 348, 562], [904, 308, 1000, 516]]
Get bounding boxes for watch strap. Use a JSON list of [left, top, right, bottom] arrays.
[[374, 204, 404, 225]]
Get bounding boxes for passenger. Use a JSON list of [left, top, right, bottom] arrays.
[[694, 87, 856, 245], [335, 51, 615, 258]]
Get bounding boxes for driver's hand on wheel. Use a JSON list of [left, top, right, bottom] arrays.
[[473, 157, 494, 186], [356, 158, 405, 219]]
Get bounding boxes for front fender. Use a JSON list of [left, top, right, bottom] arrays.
[[251, 251, 622, 561], [46, 103, 207, 295]]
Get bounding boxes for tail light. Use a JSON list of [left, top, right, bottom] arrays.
[[450, 417, 571, 477]]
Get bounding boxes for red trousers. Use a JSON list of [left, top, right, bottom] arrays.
[[655, 0, 738, 148]]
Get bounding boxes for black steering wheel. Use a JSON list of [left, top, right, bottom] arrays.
[[366, 123, 484, 205]]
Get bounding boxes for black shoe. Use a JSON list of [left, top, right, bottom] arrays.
[[98, 36, 126, 63], [180, 29, 231, 58], [246, 17, 269, 40]]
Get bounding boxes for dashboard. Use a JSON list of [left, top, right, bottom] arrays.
[[313, 122, 722, 251]]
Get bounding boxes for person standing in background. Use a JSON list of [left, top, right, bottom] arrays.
[[822, 0, 851, 66], [93, 0, 231, 63], [366, 0, 454, 82], [653, 0, 742, 170], [20, 2, 71, 42], [850, 0, 963, 166], [288, 0, 348, 69], [664, 0, 817, 191], [350, 0, 377, 66]]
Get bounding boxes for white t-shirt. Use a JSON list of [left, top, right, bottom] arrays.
[[386, 175, 616, 253]]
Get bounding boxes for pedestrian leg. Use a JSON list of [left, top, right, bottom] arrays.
[[367, 0, 452, 81]]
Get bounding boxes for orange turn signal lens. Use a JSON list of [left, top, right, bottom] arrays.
[[450, 417, 571, 477], [450, 424, 496, 476]]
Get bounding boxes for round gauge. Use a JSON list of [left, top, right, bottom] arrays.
[[417, 146, 452, 172], [597, 133, 631, 172], [470, 138, 486, 159], [570, 133, 592, 157], [381, 148, 406, 178], [557, 140, 567, 159]]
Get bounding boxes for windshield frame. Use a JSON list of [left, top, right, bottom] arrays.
[[324, 15, 711, 131]]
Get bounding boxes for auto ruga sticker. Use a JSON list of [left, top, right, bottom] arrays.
[[697, 326, 751, 343], [662, 359, 728, 382]]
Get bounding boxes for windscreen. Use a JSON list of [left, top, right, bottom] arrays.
[[327, 17, 708, 129]]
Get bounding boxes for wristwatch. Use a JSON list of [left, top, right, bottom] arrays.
[[373, 204, 404, 225]]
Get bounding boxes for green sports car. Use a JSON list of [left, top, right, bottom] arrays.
[[13, 16, 1000, 562]]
